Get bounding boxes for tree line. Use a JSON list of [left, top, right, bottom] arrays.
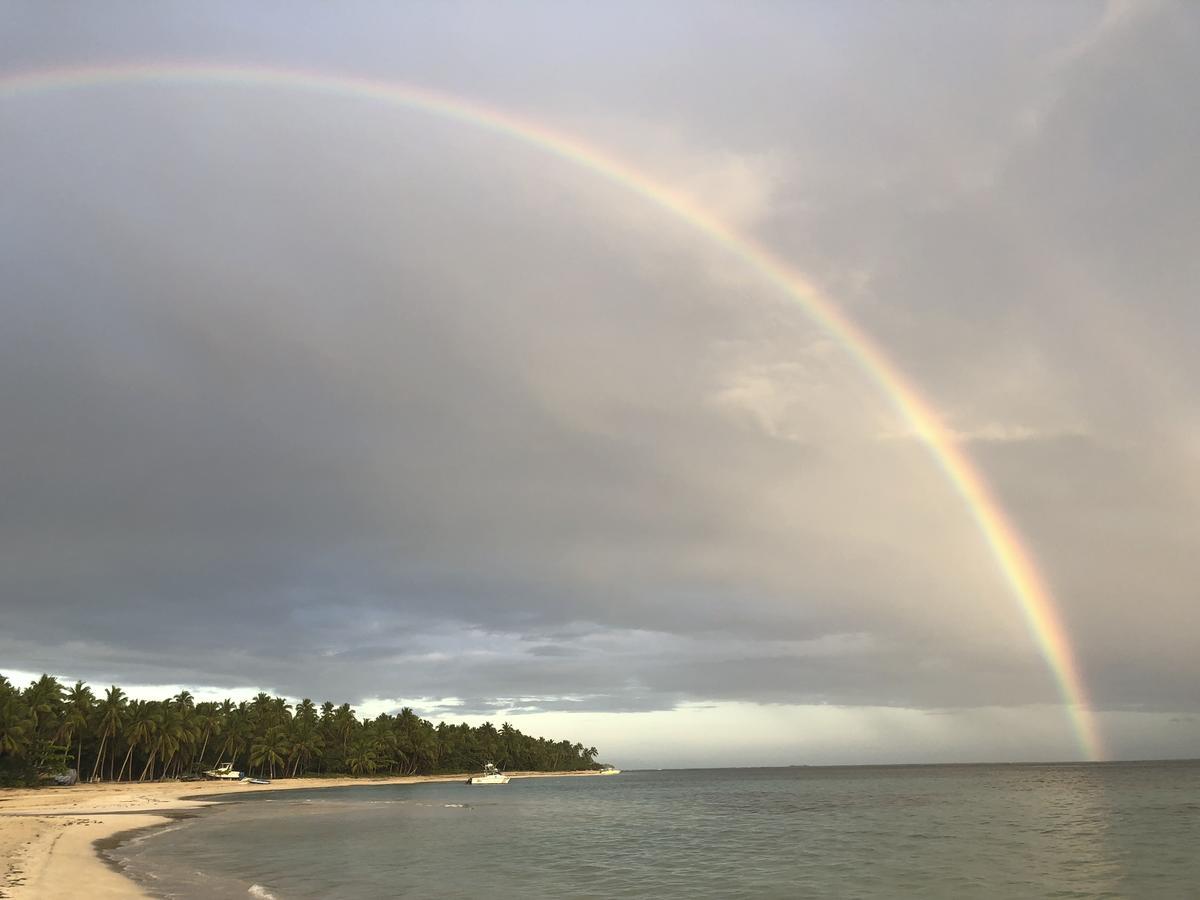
[[0, 674, 601, 786]]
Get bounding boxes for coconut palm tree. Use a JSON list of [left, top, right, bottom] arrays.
[[190, 702, 216, 771], [23, 675, 63, 733], [345, 735, 379, 776], [287, 700, 321, 777], [200, 699, 235, 768], [1, 675, 603, 782], [169, 702, 202, 777], [142, 703, 190, 780], [0, 690, 33, 758], [61, 681, 95, 775], [217, 702, 253, 771], [250, 724, 290, 778], [90, 686, 127, 782], [288, 723, 324, 777], [23, 675, 65, 766], [119, 701, 156, 782]]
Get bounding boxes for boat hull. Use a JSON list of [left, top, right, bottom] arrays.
[[466, 774, 511, 784]]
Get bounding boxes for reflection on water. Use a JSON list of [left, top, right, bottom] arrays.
[[110, 761, 1200, 899], [1008, 763, 1123, 896]]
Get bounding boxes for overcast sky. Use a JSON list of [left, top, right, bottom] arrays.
[[2, 1, 1197, 766]]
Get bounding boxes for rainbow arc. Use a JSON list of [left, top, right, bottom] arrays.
[[0, 62, 1103, 760]]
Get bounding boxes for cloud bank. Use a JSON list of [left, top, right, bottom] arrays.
[[2, 1, 1197, 762]]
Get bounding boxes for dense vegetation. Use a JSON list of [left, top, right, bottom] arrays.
[[0, 674, 600, 786]]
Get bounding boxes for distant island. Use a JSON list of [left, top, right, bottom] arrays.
[[0, 674, 601, 786]]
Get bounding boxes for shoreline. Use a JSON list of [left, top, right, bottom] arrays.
[[92, 810, 202, 898], [0, 770, 603, 898]]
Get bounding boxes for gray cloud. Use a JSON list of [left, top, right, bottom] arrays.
[[2, 2, 1197, 761]]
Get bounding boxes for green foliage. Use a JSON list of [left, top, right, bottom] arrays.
[[0, 675, 601, 783], [0, 755, 40, 788]]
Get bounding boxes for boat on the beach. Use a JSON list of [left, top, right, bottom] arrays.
[[466, 762, 510, 784], [241, 777, 271, 785], [203, 762, 243, 780]]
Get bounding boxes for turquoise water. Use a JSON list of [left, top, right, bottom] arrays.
[[109, 762, 1200, 898]]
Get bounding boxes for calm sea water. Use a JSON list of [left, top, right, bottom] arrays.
[[109, 762, 1200, 899]]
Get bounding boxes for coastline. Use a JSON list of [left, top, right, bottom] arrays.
[[0, 770, 603, 898]]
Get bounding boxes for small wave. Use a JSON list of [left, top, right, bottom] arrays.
[[248, 885, 279, 899], [122, 822, 188, 848]]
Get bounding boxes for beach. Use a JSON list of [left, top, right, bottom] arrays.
[[0, 771, 602, 899]]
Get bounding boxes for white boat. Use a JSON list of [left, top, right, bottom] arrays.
[[598, 766, 621, 775], [204, 763, 243, 780], [466, 762, 510, 785]]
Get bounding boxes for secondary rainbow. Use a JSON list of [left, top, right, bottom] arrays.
[[0, 62, 1104, 760]]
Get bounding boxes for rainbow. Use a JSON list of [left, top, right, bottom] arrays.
[[0, 62, 1103, 760]]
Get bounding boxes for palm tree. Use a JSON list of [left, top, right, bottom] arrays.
[[217, 703, 252, 771], [90, 686, 127, 782], [411, 722, 438, 773], [250, 725, 290, 779], [250, 692, 274, 729], [139, 705, 178, 782], [288, 723, 324, 777], [345, 735, 379, 776], [0, 691, 33, 758], [190, 703, 216, 772], [61, 681, 96, 775], [23, 675, 64, 732], [169, 703, 202, 778], [333, 703, 357, 762], [288, 700, 321, 777], [269, 695, 292, 724], [142, 703, 188, 780], [0, 675, 603, 784], [119, 701, 156, 782], [199, 699, 235, 768], [23, 675, 65, 766]]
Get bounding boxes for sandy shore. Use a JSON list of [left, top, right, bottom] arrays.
[[0, 770, 601, 898]]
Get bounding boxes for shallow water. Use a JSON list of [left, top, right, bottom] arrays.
[[109, 761, 1200, 898]]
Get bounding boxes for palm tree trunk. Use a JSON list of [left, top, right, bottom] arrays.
[[90, 733, 108, 782], [198, 729, 211, 767], [139, 749, 156, 782], [117, 744, 135, 782]]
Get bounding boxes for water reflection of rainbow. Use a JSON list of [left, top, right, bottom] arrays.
[[0, 62, 1103, 760]]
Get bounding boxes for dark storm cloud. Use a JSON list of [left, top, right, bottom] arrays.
[[2, 2, 1197, 759]]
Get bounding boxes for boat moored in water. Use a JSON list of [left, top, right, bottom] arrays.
[[466, 762, 511, 784]]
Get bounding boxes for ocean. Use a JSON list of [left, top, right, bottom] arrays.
[[108, 762, 1200, 898]]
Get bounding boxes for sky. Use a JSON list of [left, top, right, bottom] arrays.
[[1, 1, 1197, 768]]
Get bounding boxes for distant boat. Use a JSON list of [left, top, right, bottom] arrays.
[[242, 777, 271, 785], [466, 762, 510, 785], [204, 763, 243, 780], [597, 765, 621, 775]]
